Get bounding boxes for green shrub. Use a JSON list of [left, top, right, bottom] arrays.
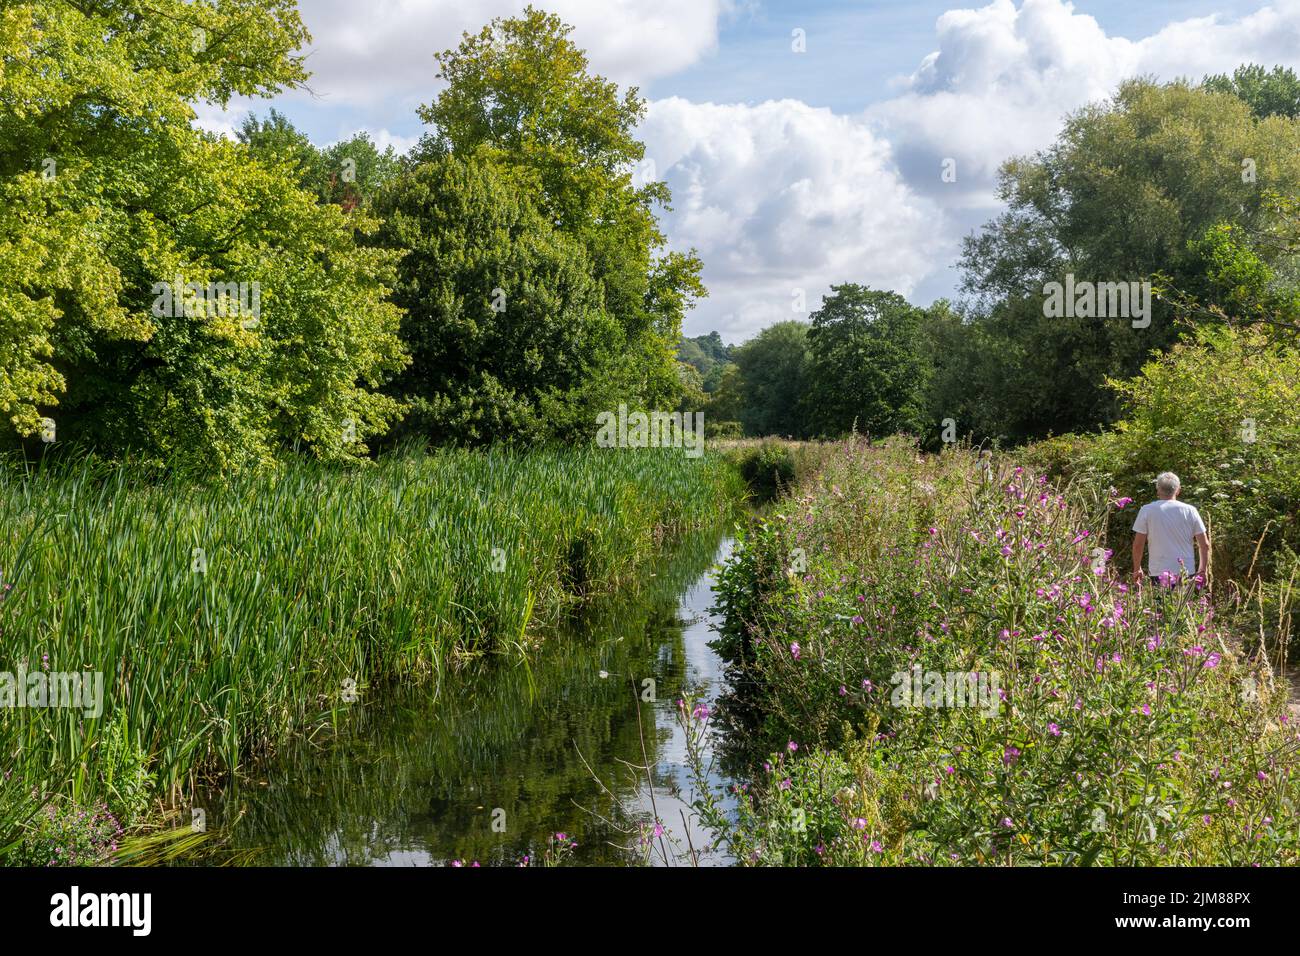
[[1030, 325, 1300, 584], [1022, 324, 1300, 669], [8, 799, 123, 867], [735, 442, 798, 501], [706, 420, 743, 440]]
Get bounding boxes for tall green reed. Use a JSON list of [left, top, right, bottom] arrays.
[[0, 445, 743, 842]]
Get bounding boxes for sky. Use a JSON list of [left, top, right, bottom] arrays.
[[197, 0, 1300, 342]]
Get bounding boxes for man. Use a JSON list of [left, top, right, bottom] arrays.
[[1131, 472, 1210, 586]]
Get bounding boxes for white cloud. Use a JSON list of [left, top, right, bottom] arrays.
[[338, 128, 420, 155], [652, 0, 1300, 340], [192, 98, 249, 139], [642, 98, 949, 339], [871, 0, 1300, 201], [291, 0, 729, 109], [1135, 1, 1300, 81]]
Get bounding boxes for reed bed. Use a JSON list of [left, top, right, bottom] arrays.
[[0, 446, 742, 851]]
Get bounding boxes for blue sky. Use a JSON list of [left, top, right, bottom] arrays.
[[202, 0, 1300, 341], [646, 0, 1264, 109]]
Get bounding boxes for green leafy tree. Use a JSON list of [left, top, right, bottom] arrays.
[[919, 299, 985, 448], [1203, 64, 1300, 120], [240, 112, 400, 212], [678, 331, 733, 391], [412, 6, 704, 420], [731, 321, 810, 438], [705, 363, 745, 428], [373, 154, 618, 444], [319, 133, 400, 211], [803, 286, 928, 439], [0, 1, 407, 470], [675, 361, 707, 416], [1158, 192, 1300, 335], [958, 77, 1300, 442], [237, 109, 322, 184]]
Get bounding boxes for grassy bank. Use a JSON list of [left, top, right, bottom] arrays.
[[692, 438, 1300, 865], [0, 446, 743, 863]]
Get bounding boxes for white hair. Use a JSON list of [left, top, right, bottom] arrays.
[[1155, 472, 1180, 497]]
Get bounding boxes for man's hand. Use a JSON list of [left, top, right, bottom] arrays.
[[1131, 532, 1147, 585]]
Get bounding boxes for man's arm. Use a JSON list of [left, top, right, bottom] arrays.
[[1132, 532, 1147, 581], [1195, 531, 1210, 579]]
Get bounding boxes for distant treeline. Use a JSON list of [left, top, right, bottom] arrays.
[[684, 64, 1300, 447]]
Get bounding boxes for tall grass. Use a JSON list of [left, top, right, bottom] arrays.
[[0, 445, 742, 856]]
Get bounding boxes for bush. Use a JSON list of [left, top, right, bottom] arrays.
[[734, 442, 798, 502], [8, 800, 123, 867], [706, 420, 743, 440], [1029, 326, 1300, 583], [1023, 325, 1300, 663]]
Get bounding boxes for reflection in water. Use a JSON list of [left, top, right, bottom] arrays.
[[190, 528, 737, 866]]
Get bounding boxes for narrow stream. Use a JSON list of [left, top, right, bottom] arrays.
[[191, 528, 738, 866]]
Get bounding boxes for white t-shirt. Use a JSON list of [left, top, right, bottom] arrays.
[[1133, 499, 1206, 577]]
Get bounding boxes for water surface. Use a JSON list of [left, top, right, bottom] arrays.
[[192, 528, 737, 866]]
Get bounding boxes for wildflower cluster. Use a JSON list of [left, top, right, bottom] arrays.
[[705, 439, 1298, 865]]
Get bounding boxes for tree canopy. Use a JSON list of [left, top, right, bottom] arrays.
[[0, 1, 406, 470], [804, 287, 928, 439], [374, 154, 618, 445], [410, 6, 705, 425], [730, 322, 810, 438], [1203, 64, 1300, 120], [947, 77, 1300, 443]]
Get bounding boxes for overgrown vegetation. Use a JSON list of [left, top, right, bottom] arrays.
[[1, 3, 703, 467], [1026, 326, 1300, 580], [0, 446, 741, 863], [731, 442, 797, 502], [695, 439, 1299, 865]]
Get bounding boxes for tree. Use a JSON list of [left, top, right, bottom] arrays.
[[1156, 192, 1300, 337], [957, 77, 1300, 442], [705, 363, 745, 429], [1089, 324, 1300, 579], [373, 154, 618, 445], [678, 331, 733, 391], [0, 1, 407, 470], [237, 109, 322, 185], [675, 361, 707, 416], [240, 112, 400, 212], [730, 321, 810, 438], [412, 6, 704, 418], [918, 299, 984, 448], [803, 286, 928, 439], [318, 133, 400, 212], [1203, 64, 1300, 120]]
